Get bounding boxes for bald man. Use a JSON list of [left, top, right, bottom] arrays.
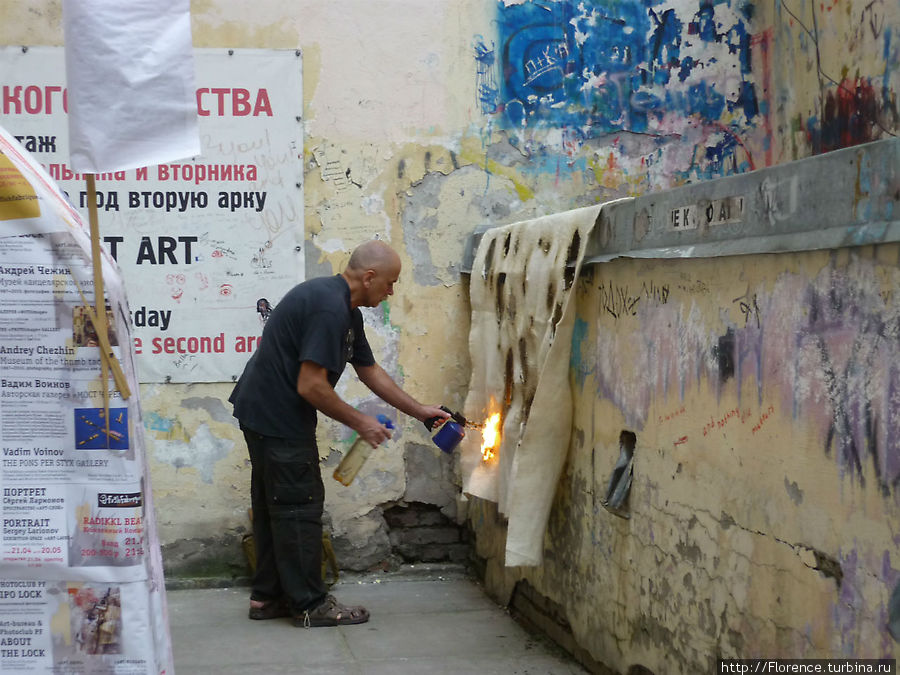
[[230, 240, 448, 627]]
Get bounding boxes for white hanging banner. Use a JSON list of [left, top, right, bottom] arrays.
[[62, 0, 200, 173], [462, 204, 606, 567]]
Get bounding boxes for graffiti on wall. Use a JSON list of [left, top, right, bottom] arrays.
[[795, 264, 900, 489], [585, 253, 900, 492], [495, 0, 756, 133], [805, 76, 896, 154], [777, 0, 899, 155], [476, 0, 761, 188], [474, 0, 898, 192]]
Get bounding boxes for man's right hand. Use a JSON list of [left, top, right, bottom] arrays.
[[298, 362, 394, 445], [357, 415, 393, 448]]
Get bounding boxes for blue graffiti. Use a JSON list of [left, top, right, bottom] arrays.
[[649, 7, 682, 81], [474, 35, 500, 115], [571, 316, 593, 388], [489, 0, 758, 139], [144, 411, 175, 433], [688, 2, 753, 75], [736, 80, 759, 118]]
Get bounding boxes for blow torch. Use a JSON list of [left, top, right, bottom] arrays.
[[424, 406, 479, 453]]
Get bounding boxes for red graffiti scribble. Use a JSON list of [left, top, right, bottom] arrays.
[[674, 436, 688, 447], [219, 284, 233, 297], [166, 274, 185, 303], [658, 405, 686, 425], [708, 120, 756, 171], [749, 28, 775, 167], [701, 407, 753, 436], [810, 77, 881, 153], [212, 250, 223, 258], [752, 405, 776, 434]]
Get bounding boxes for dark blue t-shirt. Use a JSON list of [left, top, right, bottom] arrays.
[[229, 275, 375, 439]]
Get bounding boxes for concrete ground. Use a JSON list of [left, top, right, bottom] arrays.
[[166, 566, 589, 674]]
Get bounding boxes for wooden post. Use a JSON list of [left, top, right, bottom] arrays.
[[84, 174, 128, 442]]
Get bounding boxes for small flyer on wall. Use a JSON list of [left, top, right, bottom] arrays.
[[0, 129, 173, 672]]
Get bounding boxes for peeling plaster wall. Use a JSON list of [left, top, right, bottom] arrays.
[[0, 0, 496, 577], [3, 2, 899, 659], [140, 384, 249, 577], [472, 247, 900, 669]]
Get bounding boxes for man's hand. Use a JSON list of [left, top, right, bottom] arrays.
[[420, 405, 451, 430], [357, 414, 393, 448], [355, 364, 452, 430]]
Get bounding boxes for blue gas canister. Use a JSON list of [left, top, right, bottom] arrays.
[[433, 419, 465, 453], [425, 406, 469, 454]]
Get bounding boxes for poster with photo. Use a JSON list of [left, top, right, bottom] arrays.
[[0, 580, 159, 674]]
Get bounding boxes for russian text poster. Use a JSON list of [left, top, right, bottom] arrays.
[[0, 47, 304, 382]]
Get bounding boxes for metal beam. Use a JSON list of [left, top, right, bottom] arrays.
[[461, 138, 899, 273]]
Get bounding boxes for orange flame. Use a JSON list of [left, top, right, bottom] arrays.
[[481, 413, 501, 461]]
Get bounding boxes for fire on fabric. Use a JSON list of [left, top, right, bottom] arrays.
[[480, 412, 501, 461]]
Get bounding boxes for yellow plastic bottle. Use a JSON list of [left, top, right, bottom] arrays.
[[333, 414, 394, 486]]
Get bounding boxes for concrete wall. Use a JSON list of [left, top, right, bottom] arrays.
[[2, 0, 899, 665], [473, 244, 900, 670]]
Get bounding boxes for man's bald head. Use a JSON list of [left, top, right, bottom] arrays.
[[346, 240, 400, 273], [343, 240, 401, 308]]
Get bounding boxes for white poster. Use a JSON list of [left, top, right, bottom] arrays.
[[0, 46, 304, 383], [0, 128, 172, 673]]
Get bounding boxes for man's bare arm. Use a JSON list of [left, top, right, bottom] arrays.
[[354, 363, 448, 426], [297, 361, 391, 447]]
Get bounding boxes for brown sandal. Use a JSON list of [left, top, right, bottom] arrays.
[[294, 594, 369, 628]]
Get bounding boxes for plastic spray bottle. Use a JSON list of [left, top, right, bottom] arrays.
[[333, 414, 394, 486]]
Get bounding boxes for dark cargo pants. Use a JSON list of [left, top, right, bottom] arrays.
[[242, 427, 327, 614]]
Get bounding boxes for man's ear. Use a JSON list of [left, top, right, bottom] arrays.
[[362, 268, 376, 287]]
